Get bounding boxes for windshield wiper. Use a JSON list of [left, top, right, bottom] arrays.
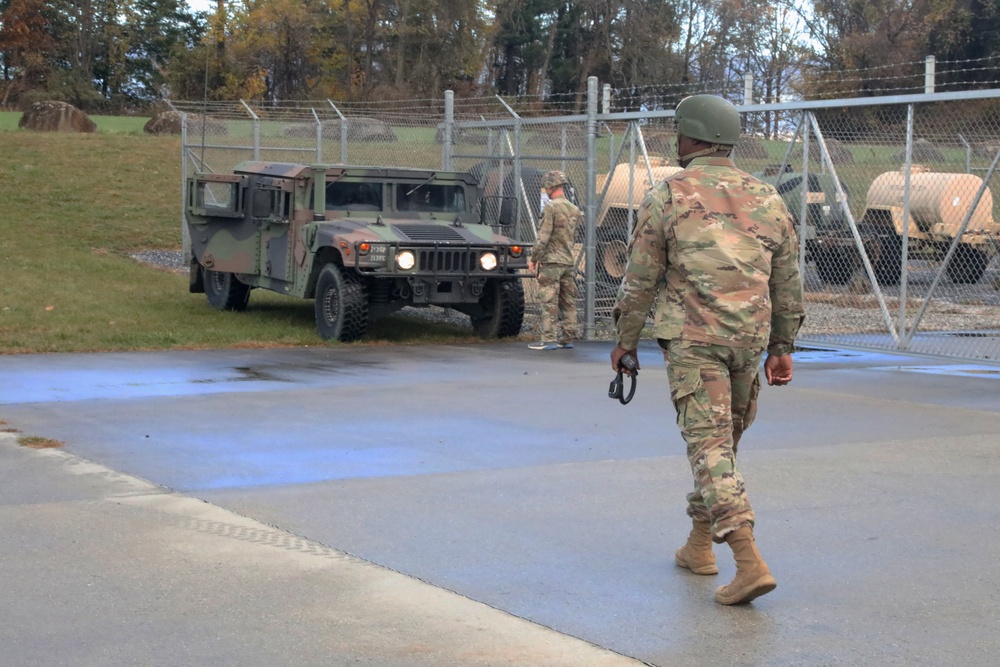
[[405, 173, 437, 197]]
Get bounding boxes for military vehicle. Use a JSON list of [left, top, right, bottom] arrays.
[[595, 158, 682, 282], [185, 162, 531, 341], [857, 167, 999, 284], [755, 165, 855, 285]]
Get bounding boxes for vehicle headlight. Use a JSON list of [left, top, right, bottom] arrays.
[[479, 252, 498, 271], [395, 250, 415, 270]]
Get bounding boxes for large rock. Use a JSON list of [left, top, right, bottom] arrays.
[[343, 117, 397, 142], [790, 137, 854, 165], [281, 117, 397, 142], [894, 138, 945, 163], [734, 136, 768, 160], [18, 101, 96, 133], [144, 110, 228, 136]]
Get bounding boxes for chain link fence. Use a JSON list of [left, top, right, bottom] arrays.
[[168, 85, 1000, 364]]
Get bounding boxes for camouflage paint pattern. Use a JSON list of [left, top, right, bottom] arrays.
[[531, 193, 582, 342], [664, 340, 761, 541], [536, 264, 578, 344], [613, 156, 804, 354], [611, 156, 804, 542], [187, 161, 531, 301]]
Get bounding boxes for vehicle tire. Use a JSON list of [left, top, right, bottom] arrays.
[[203, 267, 251, 311], [596, 224, 630, 282], [813, 248, 854, 285], [946, 245, 990, 284], [598, 237, 630, 282], [872, 235, 902, 286], [314, 263, 369, 342], [471, 278, 525, 338]]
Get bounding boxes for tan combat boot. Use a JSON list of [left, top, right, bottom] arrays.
[[715, 526, 777, 605], [674, 520, 719, 575]]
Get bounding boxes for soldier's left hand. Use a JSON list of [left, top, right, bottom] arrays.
[[528, 260, 538, 273]]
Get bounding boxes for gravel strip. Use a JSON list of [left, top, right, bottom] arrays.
[[132, 250, 1000, 340]]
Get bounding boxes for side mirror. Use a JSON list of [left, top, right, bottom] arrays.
[[479, 195, 518, 228]]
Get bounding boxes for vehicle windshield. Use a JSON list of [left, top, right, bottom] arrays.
[[326, 181, 383, 211], [396, 184, 467, 213]]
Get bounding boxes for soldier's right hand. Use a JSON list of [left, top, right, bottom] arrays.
[[611, 345, 639, 376], [764, 353, 793, 386]]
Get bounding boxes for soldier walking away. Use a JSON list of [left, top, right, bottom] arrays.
[[529, 170, 583, 350], [609, 94, 805, 604]]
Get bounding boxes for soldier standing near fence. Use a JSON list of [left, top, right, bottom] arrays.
[[609, 94, 805, 605], [528, 171, 582, 350]]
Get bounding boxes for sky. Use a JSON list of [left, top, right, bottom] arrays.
[[188, 0, 214, 13]]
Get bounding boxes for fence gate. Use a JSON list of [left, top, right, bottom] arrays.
[[170, 87, 1000, 365]]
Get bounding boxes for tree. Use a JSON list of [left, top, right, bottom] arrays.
[[0, 0, 53, 105]]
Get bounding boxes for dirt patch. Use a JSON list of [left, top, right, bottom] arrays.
[[18, 436, 64, 449]]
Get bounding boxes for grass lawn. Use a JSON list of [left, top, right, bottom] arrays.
[[0, 128, 495, 353]]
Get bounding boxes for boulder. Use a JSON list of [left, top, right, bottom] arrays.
[[145, 110, 228, 136], [344, 117, 397, 142], [790, 137, 854, 165], [894, 138, 945, 163], [18, 101, 96, 133], [734, 136, 768, 160]]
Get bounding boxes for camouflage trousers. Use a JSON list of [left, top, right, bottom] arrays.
[[536, 263, 578, 343], [661, 340, 763, 543]]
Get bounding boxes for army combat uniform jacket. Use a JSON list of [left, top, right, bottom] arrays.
[[613, 156, 804, 353], [531, 196, 581, 266]]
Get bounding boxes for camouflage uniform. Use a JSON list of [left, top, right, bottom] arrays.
[[613, 156, 804, 542], [531, 194, 582, 344]]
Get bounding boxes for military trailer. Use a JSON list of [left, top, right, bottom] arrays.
[[595, 158, 682, 281], [756, 165, 854, 285], [186, 162, 531, 341], [808, 166, 1000, 286], [859, 167, 999, 284]]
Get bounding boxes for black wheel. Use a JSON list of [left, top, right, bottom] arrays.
[[946, 245, 990, 284], [813, 248, 854, 285], [314, 263, 369, 341], [203, 267, 251, 311], [872, 235, 902, 286], [471, 279, 525, 338]]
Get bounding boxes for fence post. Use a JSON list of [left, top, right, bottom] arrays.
[[584, 75, 598, 339], [799, 114, 810, 279], [602, 84, 611, 114], [180, 113, 190, 265], [240, 99, 260, 160], [327, 100, 348, 164], [311, 108, 322, 163], [925, 56, 936, 94], [442, 90, 454, 171], [744, 72, 753, 105], [898, 105, 915, 346]]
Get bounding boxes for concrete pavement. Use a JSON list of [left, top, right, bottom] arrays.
[[1, 341, 999, 666]]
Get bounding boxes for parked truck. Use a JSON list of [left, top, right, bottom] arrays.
[[186, 162, 532, 341]]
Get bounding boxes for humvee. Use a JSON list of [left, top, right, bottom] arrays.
[[185, 162, 531, 341]]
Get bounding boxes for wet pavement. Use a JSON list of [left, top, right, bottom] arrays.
[[1, 341, 999, 666]]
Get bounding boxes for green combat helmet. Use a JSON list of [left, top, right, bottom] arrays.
[[541, 170, 569, 189], [674, 94, 741, 146]]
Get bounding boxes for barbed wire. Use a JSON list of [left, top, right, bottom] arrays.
[[167, 53, 1000, 121]]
